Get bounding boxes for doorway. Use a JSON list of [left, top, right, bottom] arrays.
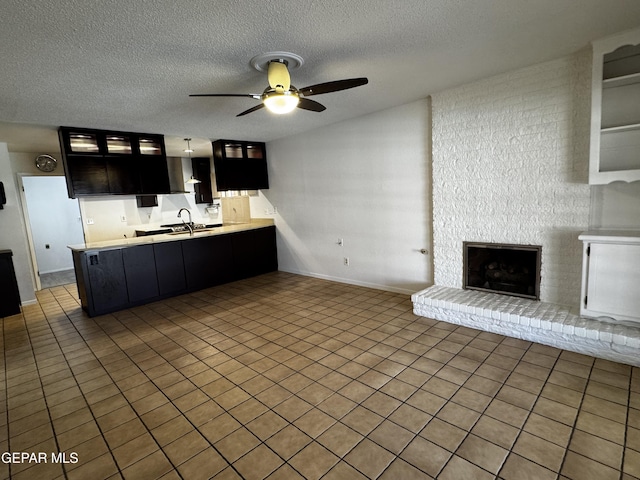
[[19, 175, 85, 289]]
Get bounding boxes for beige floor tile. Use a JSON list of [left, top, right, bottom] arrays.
[[400, 436, 451, 477], [234, 444, 284, 480], [121, 450, 174, 479], [420, 417, 467, 452], [522, 412, 572, 447], [266, 463, 306, 479], [406, 389, 447, 415], [152, 415, 198, 447], [586, 380, 629, 406], [266, 424, 313, 459], [436, 402, 481, 431], [499, 452, 557, 480], [322, 460, 368, 479], [624, 447, 640, 477], [297, 382, 334, 405], [362, 391, 402, 417], [512, 431, 565, 472], [164, 430, 210, 466], [456, 433, 508, 474], [7, 274, 640, 480], [273, 396, 313, 422], [112, 432, 159, 470], [541, 382, 584, 408], [451, 386, 493, 412], [379, 458, 432, 479], [575, 410, 626, 444], [289, 441, 340, 480], [343, 438, 395, 478], [379, 378, 419, 401], [177, 449, 229, 480], [294, 408, 336, 438], [367, 420, 418, 455], [66, 452, 118, 480], [341, 406, 384, 436], [245, 410, 288, 441], [561, 451, 620, 480], [570, 430, 623, 470], [338, 380, 375, 403], [532, 397, 578, 426], [438, 455, 495, 480], [388, 403, 432, 433], [229, 398, 268, 424], [582, 394, 628, 424]]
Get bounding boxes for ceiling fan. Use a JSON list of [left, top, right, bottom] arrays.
[[190, 52, 368, 117]]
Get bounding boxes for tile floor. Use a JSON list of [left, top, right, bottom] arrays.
[[1, 271, 640, 479], [39, 269, 76, 289]]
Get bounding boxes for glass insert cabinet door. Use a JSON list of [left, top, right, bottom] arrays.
[[138, 137, 163, 155], [224, 143, 244, 158], [106, 135, 132, 154], [68, 132, 100, 153]]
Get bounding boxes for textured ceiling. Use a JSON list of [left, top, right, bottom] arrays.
[[1, 0, 639, 157]]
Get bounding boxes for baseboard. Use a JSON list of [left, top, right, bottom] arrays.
[[277, 267, 417, 295]]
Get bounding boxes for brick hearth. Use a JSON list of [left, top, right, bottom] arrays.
[[412, 285, 640, 367]]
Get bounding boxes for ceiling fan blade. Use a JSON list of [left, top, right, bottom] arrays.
[[236, 103, 265, 117], [268, 61, 291, 91], [189, 93, 260, 98], [297, 98, 326, 112], [299, 77, 368, 97]]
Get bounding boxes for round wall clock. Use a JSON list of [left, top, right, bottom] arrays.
[[35, 154, 57, 172]]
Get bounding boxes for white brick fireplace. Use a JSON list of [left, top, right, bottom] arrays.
[[413, 50, 640, 366]]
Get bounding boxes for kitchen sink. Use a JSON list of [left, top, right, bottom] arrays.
[[167, 228, 217, 236]]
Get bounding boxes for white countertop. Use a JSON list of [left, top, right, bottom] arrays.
[[68, 218, 275, 252], [579, 230, 640, 243]]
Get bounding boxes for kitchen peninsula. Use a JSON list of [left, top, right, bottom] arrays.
[[69, 219, 276, 317]]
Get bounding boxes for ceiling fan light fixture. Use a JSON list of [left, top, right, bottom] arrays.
[[263, 90, 299, 114]]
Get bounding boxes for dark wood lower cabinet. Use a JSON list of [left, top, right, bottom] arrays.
[[182, 234, 234, 290], [231, 227, 278, 279], [80, 249, 129, 316], [0, 250, 21, 318], [74, 226, 277, 317], [154, 242, 186, 296], [123, 245, 159, 302]]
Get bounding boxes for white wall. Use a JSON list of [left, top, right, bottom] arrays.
[[260, 100, 433, 294], [590, 182, 640, 229], [431, 52, 592, 307], [0, 144, 36, 305]]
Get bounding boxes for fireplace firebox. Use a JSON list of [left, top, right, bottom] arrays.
[[463, 242, 541, 300]]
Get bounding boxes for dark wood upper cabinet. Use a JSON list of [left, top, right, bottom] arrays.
[[59, 127, 169, 198], [191, 157, 213, 204], [212, 139, 269, 191]]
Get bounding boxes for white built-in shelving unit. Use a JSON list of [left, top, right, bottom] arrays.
[[589, 27, 640, 184]]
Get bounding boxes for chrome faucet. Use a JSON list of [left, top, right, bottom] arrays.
[[177, 208, 194, 236]]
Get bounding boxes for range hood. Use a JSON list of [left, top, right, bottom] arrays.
[[166, 156, 193, 194]]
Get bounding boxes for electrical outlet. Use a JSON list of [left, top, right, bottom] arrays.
[[337, 238, 344, 246], [86, 218, 94, 225], [344, 257, 350, 266], [120, 215, 127, 222]]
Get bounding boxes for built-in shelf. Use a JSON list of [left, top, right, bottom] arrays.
[[601, 123, 640, 133], [589, 27, 640, 184], [602, 71, 640, 88]]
